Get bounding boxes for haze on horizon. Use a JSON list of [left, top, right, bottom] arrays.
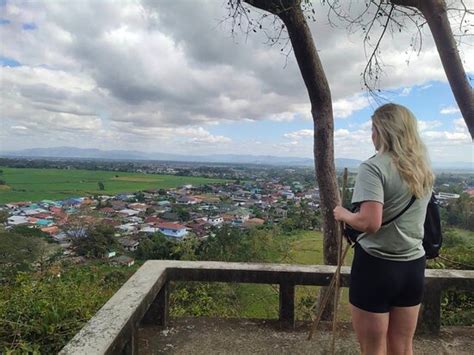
[[0, 0, 473, 164]]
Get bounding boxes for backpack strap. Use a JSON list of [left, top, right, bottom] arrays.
[[381, 195, 416, 226]]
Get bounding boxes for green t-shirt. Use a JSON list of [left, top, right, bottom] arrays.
[[351, 152, 430, 261]]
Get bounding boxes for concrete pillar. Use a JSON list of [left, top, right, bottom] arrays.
[[418, 280, 442, 335], [142, 282, 169, 327], [121, 329, 138, 355], [279, 282, 295, 328]]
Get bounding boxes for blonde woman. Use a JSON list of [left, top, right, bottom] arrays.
[[333, 103, 434, 355]]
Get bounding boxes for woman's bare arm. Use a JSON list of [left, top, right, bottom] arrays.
[[333, 201, 383, 234]]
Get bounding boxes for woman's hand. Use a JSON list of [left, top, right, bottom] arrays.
[[333, 205, 350, 222]]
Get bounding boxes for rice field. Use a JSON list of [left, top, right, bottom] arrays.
[[0, 167, 228, 204]]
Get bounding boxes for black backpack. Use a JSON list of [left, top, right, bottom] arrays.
[[344, 192, 442, 259], [423, 192, 443, 259]]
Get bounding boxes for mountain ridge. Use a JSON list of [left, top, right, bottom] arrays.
[[1, 146, 472, 170]]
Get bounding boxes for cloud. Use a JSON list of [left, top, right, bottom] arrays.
[[400, 87, 412, 96], [440, 106, 460, 115], [417, 120, 442, 132], [333, 95, 370, 119], [1, 0, 473, 162], [284, 129, 313, 140]]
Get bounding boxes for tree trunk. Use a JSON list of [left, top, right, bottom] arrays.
[[391, 0, 474, 137], [276, 6, 340, 267], [245, 0, 340, 318]]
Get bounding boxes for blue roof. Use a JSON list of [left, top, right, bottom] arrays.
[[36, 219, 51, 226]]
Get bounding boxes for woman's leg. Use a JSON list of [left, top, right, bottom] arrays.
[[351, 304, 389, 355], [387, 305, 420, 355]]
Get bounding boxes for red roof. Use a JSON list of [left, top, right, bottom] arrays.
[[145, 216, 162, 224], [158, 222, 186, 230], [100, 207, 115, 213], [32, 213, 52, 219]]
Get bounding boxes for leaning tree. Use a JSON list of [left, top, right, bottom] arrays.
[[226, 0, 473, 315]]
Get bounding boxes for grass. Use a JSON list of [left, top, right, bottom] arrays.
[[236, 230, 354, 321], [450, 228, 474, 246], [0, 167, 229, 204]]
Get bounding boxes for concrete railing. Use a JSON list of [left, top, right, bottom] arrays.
[[59, 261, 474, 355]]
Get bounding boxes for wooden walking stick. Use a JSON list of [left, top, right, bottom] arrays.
[[330, 167, 348, 354], [308, 168, 349, 347]]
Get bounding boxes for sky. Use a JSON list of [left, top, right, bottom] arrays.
[[0, 0, 473, 164]]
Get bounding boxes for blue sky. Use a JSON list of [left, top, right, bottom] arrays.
[[0, 0, 472, 164]]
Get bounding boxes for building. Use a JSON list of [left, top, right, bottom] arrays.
[[207, 215, 224, 226], [435, 192, 460, 200], [157, 222, 188, 238], [118, 238, 140, 252], [7, 215, 29, 226], [111, 255, 135, 267]]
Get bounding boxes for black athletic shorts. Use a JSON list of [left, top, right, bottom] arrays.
[[349, 243, 426, 313]]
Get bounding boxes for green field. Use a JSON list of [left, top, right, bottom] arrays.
[[236, 230, 355, 321], [0, 167, 228, 204]]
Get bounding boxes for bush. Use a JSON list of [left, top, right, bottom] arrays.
[[0, 263, 137, 353]]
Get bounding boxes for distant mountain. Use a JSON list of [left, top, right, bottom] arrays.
[[1, 146, 365, 168], [0, 146, 387, 169], [432, 161, 473, 171], [1, 146, 179, 161]]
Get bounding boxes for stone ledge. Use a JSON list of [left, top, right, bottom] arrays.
[[60, 260, 474, 355]]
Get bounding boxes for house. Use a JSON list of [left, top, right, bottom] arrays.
[[118, 238, 140, 252], [207, 215, 224, 226], [128, 203, 148, 212], [280, 191, 295, 199], [145, 216, 162, 224], [186, 223, 209, 238], [41, 226, 59, 235], [7, 215, 29, 226], [23, 208, 48, 216], [63, 198, 82, 207], [117, 223, 137, 233], [104, 251, 116, 258], [160, 212, 179, 221], [116, 193, 134, 201], [99, 207, 115, 215], [140, 226, 160, 234], [30, 212, 53, 220], [35, 219, 54, 227], [111, 255, 135, 267], [230, 208, 250, 224], [157, 222, 188, 238], [435, 192, 460, 201], [118, 209, 140, 217], [176, 195, 200, 205]]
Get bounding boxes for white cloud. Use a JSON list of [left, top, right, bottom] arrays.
[[418, 120, 442, 132], [400, 87, 412, 96], [333, 95, 370, 119], [421, 117, 471, 146], [440, 106, 461, 115], [284, 129, 313, 140]]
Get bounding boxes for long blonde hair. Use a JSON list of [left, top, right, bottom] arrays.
[[372, 103, 434, 198]]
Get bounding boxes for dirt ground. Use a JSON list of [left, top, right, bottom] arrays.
[[138, 317, 474, 355]]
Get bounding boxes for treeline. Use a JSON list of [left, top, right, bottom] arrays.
[[440, 193, 474, 231]]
